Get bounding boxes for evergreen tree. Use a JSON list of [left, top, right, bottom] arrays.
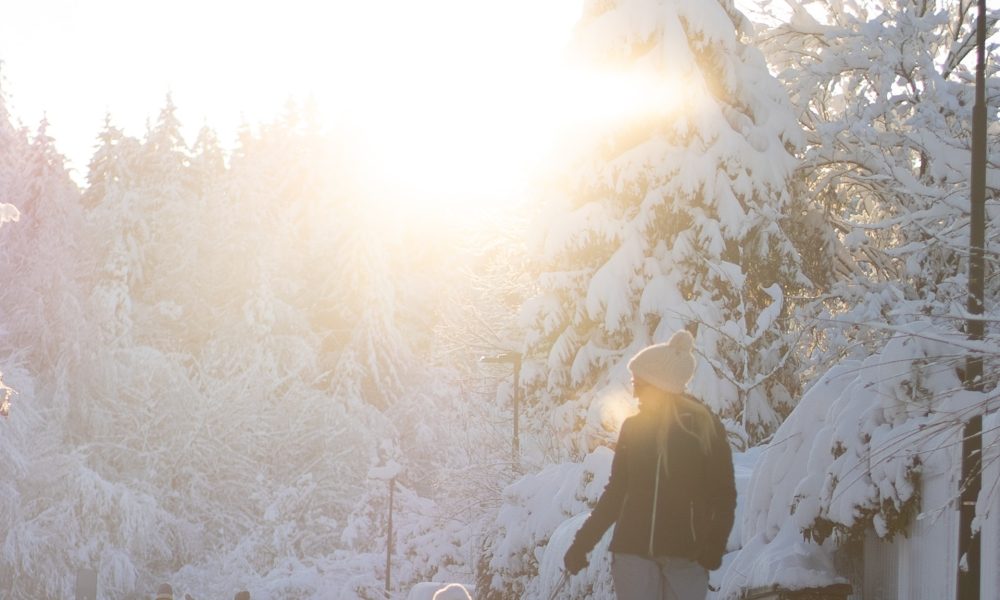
[[134, 95, 201, 347], [0, 84, 26, 227], [190, 124, 226, 202], [85, 116, 144, 346], [330, 210, 414, 411], [521, 0, 809, 444], [0, 109, 191, 598], [0, 118, 87, 370]]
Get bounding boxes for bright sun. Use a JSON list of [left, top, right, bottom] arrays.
[[270, 0, 683, 225], [299, 0, 580, 224], [338, 65, 685, 218]]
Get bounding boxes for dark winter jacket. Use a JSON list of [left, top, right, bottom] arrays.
[[568, 397, 736, 569]]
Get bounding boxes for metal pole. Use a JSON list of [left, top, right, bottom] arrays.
[[386, 477, 394, 599], [480, 351, 523, 470], [959, 1, 987, 598], [512, 354, 521, 470], [546, 571, 570, 600]]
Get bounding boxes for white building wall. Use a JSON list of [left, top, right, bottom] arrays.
[[861, 534, 898, 599], [978, 412, 1000, 599], [863, 427, 961, 600]]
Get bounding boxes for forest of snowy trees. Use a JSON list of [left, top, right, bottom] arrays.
[[1, 0, 999, 598]]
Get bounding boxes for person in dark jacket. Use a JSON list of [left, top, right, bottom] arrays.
[[564, 330, 736, 599]]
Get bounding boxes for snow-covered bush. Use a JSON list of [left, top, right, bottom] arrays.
[[720, 322, 998, 596], [476, 448, 615, 599]]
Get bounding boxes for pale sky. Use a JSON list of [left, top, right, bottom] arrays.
[[0, 0, 584, 211], [0, 0, 784, 218]]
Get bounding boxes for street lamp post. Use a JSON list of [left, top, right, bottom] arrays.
[[480, 351, 522, 469], [386, 475, 394, 600], [369, 460, 401, 599], [959, 1, 988, 598]]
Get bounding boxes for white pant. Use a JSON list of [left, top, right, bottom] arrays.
[[611, 553, 708, 600]]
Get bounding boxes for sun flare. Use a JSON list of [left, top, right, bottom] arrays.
[[299, 0, 584, 225], [249, 0, 688, 227], [323, 66, 686, 225]]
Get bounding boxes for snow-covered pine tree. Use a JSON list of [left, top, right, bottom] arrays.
[[133, 95, 206, 350], [0, 73, 29, 217], [190, 124, 226, 197], [329, 206, 415, 411], [83, 114, 133, 208], [520, 0, 808, 445], [0, 106, 195, 598], [0, 118, 88, 374], [0, 116, 87, 414], [85, 116, 146, 346], [4, 119, 96, 461], [170, 123, 229, 352], [85, 105, 198, 416]]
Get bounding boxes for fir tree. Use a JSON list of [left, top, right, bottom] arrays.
[[521, 0, 809, 444]]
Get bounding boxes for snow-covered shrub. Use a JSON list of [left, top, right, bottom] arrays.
[[476, 448, 615, 599], [720, 321, 997, 596]]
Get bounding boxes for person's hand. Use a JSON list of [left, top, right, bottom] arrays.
[[563, 542, 589, 575]]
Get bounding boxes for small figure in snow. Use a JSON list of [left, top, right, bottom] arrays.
[[432, 583, 472, 600], [154, 583, 174, 600], [234, 591, 251, 600], [563, 330, 737, 600]]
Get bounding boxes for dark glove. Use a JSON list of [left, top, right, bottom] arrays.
[[563, 541, 590, 575]]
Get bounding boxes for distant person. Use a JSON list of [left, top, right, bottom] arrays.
[[234, 592, 251, 600], [432, 583, 472, 600], [155, 583, 174, 600], [563, 330, 736, 600]]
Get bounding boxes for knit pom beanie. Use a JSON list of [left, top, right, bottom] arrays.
[[627, 330, 696, 394]]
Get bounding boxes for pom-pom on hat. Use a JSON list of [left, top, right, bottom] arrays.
[[627, 330, 696, 394]]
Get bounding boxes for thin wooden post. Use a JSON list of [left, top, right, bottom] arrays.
[[386, 476, 394, 599], [959, 1, 987, 598]]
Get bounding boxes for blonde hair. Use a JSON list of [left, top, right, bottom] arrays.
[[655, 393, 718, 477]]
